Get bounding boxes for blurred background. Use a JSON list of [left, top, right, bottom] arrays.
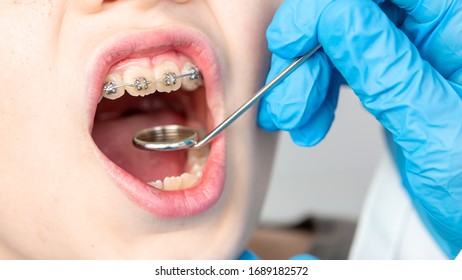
[[250, 86, 387, 259]]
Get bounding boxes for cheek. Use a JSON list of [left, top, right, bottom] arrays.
[[0, 3, 66, 141], [0, 5, 61, 118], [0, 3, 80, 255], [217, 2, 280, 91], [0, 1, 65, 79], [209, 1, 280, 64]]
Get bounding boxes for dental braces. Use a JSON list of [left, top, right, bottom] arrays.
[[102, 66, 201, 95]]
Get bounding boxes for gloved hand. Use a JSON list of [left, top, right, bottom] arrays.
[[258, 0, 462, 258]]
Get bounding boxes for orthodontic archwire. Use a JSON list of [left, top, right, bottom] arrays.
[[102, 66, 201, 95]]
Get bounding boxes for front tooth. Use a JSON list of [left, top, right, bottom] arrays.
[[154, 61, 181, 93], [123, 66, 155, 96], [102, 72, 124, 100], [181, 63, 203, 91]]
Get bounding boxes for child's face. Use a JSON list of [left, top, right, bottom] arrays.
[[0, 1, 280, 258]]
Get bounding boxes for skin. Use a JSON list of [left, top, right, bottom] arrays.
[[0, 0, 281, 259]]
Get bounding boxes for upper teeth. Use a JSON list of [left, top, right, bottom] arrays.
[[101, 60, 202, 100]]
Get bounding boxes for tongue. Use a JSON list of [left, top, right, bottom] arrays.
[[92, 109, 187, 182]]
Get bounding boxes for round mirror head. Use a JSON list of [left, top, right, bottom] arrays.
[[132, 125, 198, 151]]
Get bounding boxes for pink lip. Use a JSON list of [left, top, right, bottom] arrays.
[[86, 27, 226, 218]]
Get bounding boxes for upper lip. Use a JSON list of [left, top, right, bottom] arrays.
[[85, 26, 223, 128], [86, 26, 226, 218]]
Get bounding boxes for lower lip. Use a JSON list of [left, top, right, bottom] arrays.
[[88, 28, 226, 218], [96, 135, 225, 217]]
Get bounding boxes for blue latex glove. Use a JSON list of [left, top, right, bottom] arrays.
[[239, 249, 319, 260], [258, 0, 462, 258], [239, 249, 260, 260]]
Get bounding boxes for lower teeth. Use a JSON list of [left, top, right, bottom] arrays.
[[148, 172, 200, 191], [147, 146, 209, 191]]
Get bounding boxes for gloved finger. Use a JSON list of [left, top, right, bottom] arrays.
[[258, 52, 333, 132], [388, 0, 462, 82], [266, 0, 334, 59], [288, 75, 341, 146], [257, 105, 279, 132], [288, 88, 339, 147], [318, 0, 462, 253]]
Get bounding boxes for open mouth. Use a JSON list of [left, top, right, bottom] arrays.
[[89, 29, 225, 217]]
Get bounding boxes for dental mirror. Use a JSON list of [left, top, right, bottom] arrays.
[[133, 45, 321, 152]]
